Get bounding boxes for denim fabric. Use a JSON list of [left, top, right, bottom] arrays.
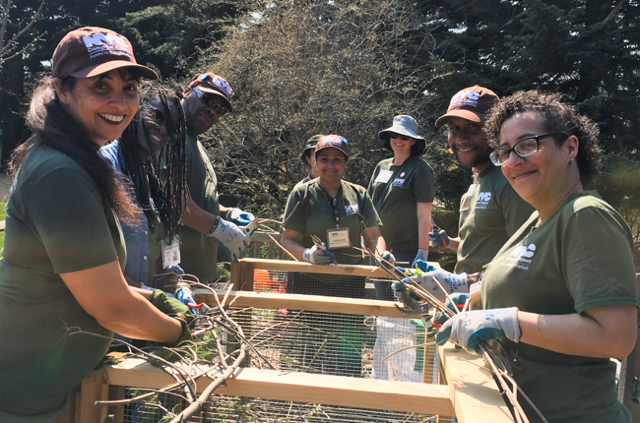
[[99, 141, 151, 286]]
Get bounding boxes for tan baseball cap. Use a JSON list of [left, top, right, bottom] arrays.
[[314, 135, 350, 159], [435, 86, 499, 127], [52, 27, 157, 80], [185, 72, 234, 112]]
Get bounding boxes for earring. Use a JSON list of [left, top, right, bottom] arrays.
[[570, 158, 574, 164]]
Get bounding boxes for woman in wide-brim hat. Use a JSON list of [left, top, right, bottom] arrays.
[[367, 115, 436, 301], [0, 27, 193, 420]]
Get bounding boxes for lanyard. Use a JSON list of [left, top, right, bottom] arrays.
[[320, 183, 345, 228]]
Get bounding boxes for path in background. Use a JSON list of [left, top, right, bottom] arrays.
[[0, 172, 11, 202]]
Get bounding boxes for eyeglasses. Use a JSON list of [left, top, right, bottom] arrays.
[[389, 132, 411, 141], [489, 132, 568, 166], [201, 95, 228, 117]]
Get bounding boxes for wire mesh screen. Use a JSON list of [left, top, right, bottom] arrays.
[[114, 391, 438, 422], [238, 269, 438, 382]]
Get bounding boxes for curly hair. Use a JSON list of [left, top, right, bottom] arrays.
[[118, 83, 188, 241], [484, 90, 602, 181]]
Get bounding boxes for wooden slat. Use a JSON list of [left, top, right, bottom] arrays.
[[104, 360, 454, 416], [77, 370, 108, 423], [194, 290, 415, 318], [438, 344, 514, 423]]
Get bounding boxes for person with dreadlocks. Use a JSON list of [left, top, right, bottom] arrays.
[[100, 82, 188, 289]]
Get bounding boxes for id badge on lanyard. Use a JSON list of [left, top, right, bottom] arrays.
[[326, 227, 351, 250], [161, 235, 181, 269], [374, 169, 393, 184]]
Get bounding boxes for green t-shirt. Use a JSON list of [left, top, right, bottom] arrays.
[[283, 179, 382, 264], [456, 165, 534, 274], [482, 192, 638, 423], [367, 156, 435, 254], [180, 131, 220, 281], [0, 145, 126, 415]]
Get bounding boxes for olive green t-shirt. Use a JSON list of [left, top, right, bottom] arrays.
[[367, 156, 435, 254], [482, 192, 637, 423], [283, 179, 382, 264], [180, 131, 220, 281], [0, 145, 126, 415], [456, 165, 534, 274]]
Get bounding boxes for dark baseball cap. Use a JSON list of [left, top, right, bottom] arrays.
[[435, 86, 499, 127], [300, 134, 323, 164], [314, 135, 350, 159], [185, 72, 234, 112], [52, 27, 157, 80]]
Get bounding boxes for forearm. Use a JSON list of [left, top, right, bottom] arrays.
[[280, 232, 306, 261], [518, 306, 637, 360], [447, 236, 460, 251], [416, 203, 432, 250], [180, 196, 219, 234]]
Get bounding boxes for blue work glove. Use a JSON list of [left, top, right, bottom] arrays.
[[380, 250, 396, 267], [433, 293, 470, 326], [302, 245, 335, 265], [411, 249, 429, 269], [226, 208, 256, 227], [403, 267, 468, 302], [429, 230, 450, 251], [435, 307, 521, 353], [207, 218, 250, 262], [174, 283, 199, 315]]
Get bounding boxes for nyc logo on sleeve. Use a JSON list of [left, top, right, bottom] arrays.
[[475, 191, 491, 209]]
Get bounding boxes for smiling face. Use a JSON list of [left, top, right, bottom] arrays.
[[316, 148, 346, 184], [181, 88, 227, 136], [56, 69, 139, 146], [499, 112, 578, 209], [447, 116, 492, 170], [389, 133, 416, 157], [136, 96, 180, 162]]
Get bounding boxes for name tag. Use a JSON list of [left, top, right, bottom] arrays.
[[327, 228, 351, 249], [161, 235, 181, 269], [392, 178, 405, 187], [374, 169, 393, 183], [345, 203, 359, 216]]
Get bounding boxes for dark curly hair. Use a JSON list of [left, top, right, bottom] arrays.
[[484, 90, 602, 181]]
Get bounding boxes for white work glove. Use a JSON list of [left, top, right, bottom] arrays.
[[302, 245, 335, 265], [207, 218, 250, 262], [404, 267, 468, 302], [435, 308, 521, 353], [411, 249, 429, 269], [380, 250, 396, 267]]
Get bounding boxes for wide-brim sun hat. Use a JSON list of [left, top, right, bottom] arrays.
[[185, 72, 234, 112], [434, 85, 499, 127], [379, 115, 426, 156], [314, 135, 350, 159], [300, 134, 324, 164], [52, 26, 157, 81]]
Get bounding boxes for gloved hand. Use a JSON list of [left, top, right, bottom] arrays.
[[152, 265, 184, 290], [380, 250, 396, 267], [226, 208, 256, 227], [411, 249, 429, 269], [174, 283, 199, 315], [429, 230, 450, 251], [150, 289, 195, 346], [402, 268, 468, 302], [207, 218, 250, 262], [433, 293, 470, 326], [435, 307, 521, 353], [302, 245, 335, 265]]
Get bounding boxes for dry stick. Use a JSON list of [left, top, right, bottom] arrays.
[[378, 341, 437, 363], [305, 339, 328, 370], [263, 230, 299, 261]]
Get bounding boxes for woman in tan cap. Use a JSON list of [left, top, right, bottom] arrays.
[[0, 27, 192, 420]]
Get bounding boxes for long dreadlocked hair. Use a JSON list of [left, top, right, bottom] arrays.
[[118, 83, 188, 241]]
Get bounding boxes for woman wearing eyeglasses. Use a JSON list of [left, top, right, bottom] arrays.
[[436, 91, 637, 422], [367, 115, 435, 301]]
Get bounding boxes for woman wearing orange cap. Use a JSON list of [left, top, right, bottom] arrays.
[[0, 27, 192, 420]]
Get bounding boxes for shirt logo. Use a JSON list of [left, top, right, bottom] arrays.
[[392, 178, 405, 187], [502, 243, 537, 271], [82, 32, 132, 59], [475, 191, 491, 209], [345, 204, 359, 216]]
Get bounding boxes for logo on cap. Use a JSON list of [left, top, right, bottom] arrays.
[[450, 90, 481, 109], [82, 32, 132, 59]]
